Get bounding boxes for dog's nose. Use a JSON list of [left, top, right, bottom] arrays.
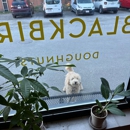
[[75, 81, 77, 85]]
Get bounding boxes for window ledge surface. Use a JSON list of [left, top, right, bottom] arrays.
[[44, 108, 130, 130], [3, 108, 130, 130]]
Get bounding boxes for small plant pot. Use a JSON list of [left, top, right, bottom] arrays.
[[90, 105, 108, 129]]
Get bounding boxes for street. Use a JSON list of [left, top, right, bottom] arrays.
[[0, 9, 130, 98]]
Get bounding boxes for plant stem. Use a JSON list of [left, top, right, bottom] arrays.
[[99, 94, 114, 114]]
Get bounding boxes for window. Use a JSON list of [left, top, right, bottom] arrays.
[[46, 0, 60, 4], [0, 0, 130, 123]]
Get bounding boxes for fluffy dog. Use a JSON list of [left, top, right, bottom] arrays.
[[63, 64, 83, 95]]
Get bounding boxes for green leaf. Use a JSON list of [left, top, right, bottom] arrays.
[[33, 124, 41, 130], [0, 95, 8, 106], [14, 74, 22, 78], [10, 113, 21, 129], [47, 66, 64, 72], [6, 89, 14, 102], [106, 103, 117, 109], [100, 78, 111, 92], [51, 86, 62, 93], [9, 103, 20, 110], [117, 90, 130, 96], [114, 83, 125, 95], [26, 97, 37, 103], [21, 66, 28, 77], [96, 99, 102, 109], [15, 60, 21, 67], [101, 84, 109, 99], [35, 102, 39, 112], [0, 54, 3, 58], [28, 79, 49, 97], [42, 82, 49, 88], [20, 79, 32, 98], [111, 100, 119, 103], [0, 64, 18, 85], [107, 107, 125, 116], [3, 106, 11, 121], [0, 108, 4, 115], [13, 93, 20, 101], [28, 69, 33, 76], [0, 58, 14, 63], [39, 99, 48, 110], [5, 89, 14, 98], [39, 66, 46, 74]]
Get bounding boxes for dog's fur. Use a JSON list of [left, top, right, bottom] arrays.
[[63, 64, 83, 95]]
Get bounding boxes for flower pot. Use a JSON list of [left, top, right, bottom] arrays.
[[90, 105, 108, 129]]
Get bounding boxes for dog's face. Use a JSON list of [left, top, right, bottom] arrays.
[[69, 73, 81, 87]]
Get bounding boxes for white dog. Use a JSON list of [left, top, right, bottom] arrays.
[[63, 64, 83, 95]]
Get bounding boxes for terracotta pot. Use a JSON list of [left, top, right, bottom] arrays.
[[91, 105, 108, 128]]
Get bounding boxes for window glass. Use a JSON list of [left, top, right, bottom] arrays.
[[12, 1, 26, 5], [107, 0, 118, 1], [78, 0, 92, 3], [46, 0, 60, 4], [0, 0, 129, 116]]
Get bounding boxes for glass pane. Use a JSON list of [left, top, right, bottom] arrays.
[[0, 0, 129, 117], [2, 0, 7, 2]]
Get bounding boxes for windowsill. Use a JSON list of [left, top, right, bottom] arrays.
[[43, 108, 130, 130], [2, 108, 130, 130]]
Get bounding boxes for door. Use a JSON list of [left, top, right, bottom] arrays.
[[2, 0, 9, 11]]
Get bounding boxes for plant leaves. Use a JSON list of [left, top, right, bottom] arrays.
[[39, 66, 46, 74], [116, 90, 130, 96], [28, 79, 49, 97], [0, 64, 18, 85], [100, 78, 111, 92], [42, 82, 49, 88], [96, 99, 102, 109], [39, 99, 48, 110], [10, 113, 21, 129], [107, 107, 125, 116], [111, 100, 119, 103], [33, 124, 41, 130], [101, 84, 109, 100], [20, 79, 32, 98], [0, 95, 8, 106], [0, 54, 3, 58], [3, 106, 11, 121], [9, 103, 20, 110], [14, 74, 22, 78], [13, 93, 19, 101], [114, 83, 125, 95], [51, 86, 62, 93], [106, 103, 117, 109], [21, 66, 28, 77]]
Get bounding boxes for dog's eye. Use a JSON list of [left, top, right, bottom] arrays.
[[71, 78, 74, 80]]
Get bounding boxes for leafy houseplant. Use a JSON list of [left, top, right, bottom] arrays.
[[90, 78, 130, 129], [0, 55, 74, 130]]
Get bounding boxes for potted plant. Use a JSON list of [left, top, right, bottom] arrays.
[[89, 77, 130, 129], [0, 55, 74, 130]]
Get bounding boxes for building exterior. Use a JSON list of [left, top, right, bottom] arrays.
[[0, 0, 43, 12]]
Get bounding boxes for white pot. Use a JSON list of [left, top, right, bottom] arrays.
[[91, 105, 108, 128]]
